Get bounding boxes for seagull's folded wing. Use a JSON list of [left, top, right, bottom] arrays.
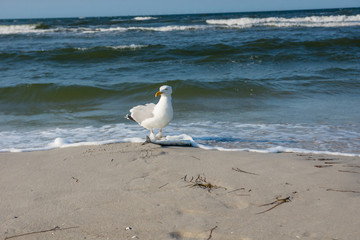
[[130, 103, 156, 124]]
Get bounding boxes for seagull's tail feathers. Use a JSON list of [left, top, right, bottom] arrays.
[[125, 114, 136, 122]]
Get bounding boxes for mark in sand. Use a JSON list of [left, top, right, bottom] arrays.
[[232, 167, 258, 175], [207, 226, 218, 240], [4, 226, 79, 240]]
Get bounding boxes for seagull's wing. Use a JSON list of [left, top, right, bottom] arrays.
[[129, 103, 156, 124]]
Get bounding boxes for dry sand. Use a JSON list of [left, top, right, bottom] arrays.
[[1, 143, 360, 240]]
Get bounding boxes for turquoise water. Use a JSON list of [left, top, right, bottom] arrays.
[[0, 8, 360, 154]]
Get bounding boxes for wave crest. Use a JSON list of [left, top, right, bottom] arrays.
[[206, 14, 360, 28], [0, 24, 51, 34], [0, 79, 291, 104], [132, 16, 158, 21]]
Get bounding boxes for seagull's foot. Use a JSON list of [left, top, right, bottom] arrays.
[[155, 133, 164, 140]]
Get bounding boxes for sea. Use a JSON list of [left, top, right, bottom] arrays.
[[1, 8, 360, 155]]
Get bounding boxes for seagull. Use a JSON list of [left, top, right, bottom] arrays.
[[125, 85, 173, 139]]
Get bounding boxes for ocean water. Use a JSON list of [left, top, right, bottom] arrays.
[[1, 8, 360, 155]]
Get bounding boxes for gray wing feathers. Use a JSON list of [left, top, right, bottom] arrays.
[[130, 103, 155, 124]]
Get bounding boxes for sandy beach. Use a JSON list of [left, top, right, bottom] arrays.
[[1, 143, 360, 240]]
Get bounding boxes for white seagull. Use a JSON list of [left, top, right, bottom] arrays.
[[125, 85, 173, 139]]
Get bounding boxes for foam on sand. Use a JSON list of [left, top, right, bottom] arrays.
[[1, 120, 360, 156]]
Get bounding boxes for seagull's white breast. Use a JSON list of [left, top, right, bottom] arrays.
[[141, 95, 173, 129]]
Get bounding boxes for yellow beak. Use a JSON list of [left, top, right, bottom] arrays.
[[155, 91, 162, 97]]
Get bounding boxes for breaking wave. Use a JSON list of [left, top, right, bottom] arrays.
[[2, 13, 359, 36], [0, 24, 207, 35], [0, 24, 53, 34], [206, 14, 360, 28], [132, 16, 158, 21], [1, 123, 360, 156]]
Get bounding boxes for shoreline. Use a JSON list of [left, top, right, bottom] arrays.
[[2, 137, 360, 158], [1, 142, 360, 239]]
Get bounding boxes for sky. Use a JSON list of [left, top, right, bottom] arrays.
[[0, 0, 359, 19]]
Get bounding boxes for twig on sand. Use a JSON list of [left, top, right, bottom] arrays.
[[232, 167, 258, 176], [318, 158, 338, 161], [344, 164, 360, 168], [227, 188, 245, 193], [5, 226, 79, 240], [158, 183, 169, 189], [257, 196, 292, 214], [207, 226, 218, 240], [71, 176, 79, 182], [324, 162, 342, 164], [314, 165, 333, 168], [338, 170, 360, 174], [326, 188, 360, 194]]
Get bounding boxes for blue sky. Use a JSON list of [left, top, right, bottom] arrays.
[[0, 0, 359, 19]]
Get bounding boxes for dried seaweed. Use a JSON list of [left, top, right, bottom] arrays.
[[257, 196, 292, 214], [182, 175, 226, 192]]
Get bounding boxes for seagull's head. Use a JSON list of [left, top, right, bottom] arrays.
[[155, 85, 172, 97]]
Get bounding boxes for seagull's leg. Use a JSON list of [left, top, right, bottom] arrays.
[[156, 129, 163, 139], [150, 129, 155, 140]]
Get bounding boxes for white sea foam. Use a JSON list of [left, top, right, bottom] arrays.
[[206, 14, 360, 28], [196, 144, 360, 157], [75, 44, 148, 51], [133, 16, 158, 21], [0, 24, 204, 35], [129, 25, 206, 32], [110, 18, 123, 22], [1, 122, 359, 156], [0, 124, 141, 152], [106, 44, 148, 50], [0, 24, 51, 34], [80, 25, 207, 33], [0, 25, 128, 35], [81, 26, 128, 33]]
